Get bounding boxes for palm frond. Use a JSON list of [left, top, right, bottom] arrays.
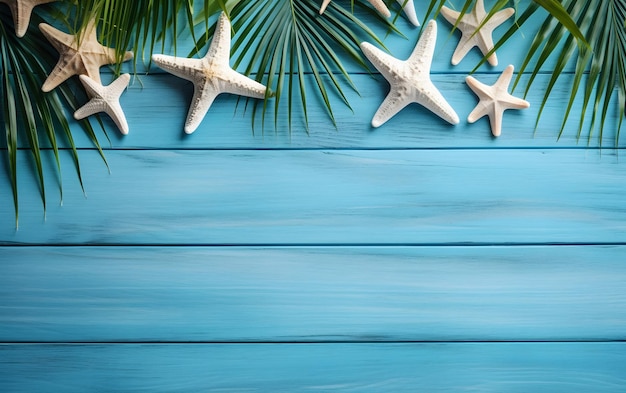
[[510, 0, 625, 146]]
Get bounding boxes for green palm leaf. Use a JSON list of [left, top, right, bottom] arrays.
[[510, 0, 625, 146]]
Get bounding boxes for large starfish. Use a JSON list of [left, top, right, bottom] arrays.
[[39, 19, 133, 92], [466, 65, 529, 137], [440, 0, 514, 66], [319, 0, 391, 18], [74, 74, 131, 135], [360, 20, 459, 127], [151, 12, 267, 134], [0, 0, 56, 38]]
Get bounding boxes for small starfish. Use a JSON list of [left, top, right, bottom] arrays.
[[0, 0, 56, 37], [151, 12, 267, 134], [74, 73, 131, 135], [319, 0, 391, 18], [39, 19, 133, 92], [440, 0, 514, 66], [360, 20, 459, 127], [466, 65, 529, 137]]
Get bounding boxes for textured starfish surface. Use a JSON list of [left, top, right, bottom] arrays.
[[39, 19, 133, 92], [0, 0, 56, 37], [396, 0, 419, 26], [360, 20, 459, 127], [466, 65, 529, 137], [151, 12, 267, 134], [440, 0, 514, 66], [74, 73, 131, 135], [319, 0, 391, 18]]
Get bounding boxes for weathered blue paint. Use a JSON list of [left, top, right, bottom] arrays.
[[1, 246, 625, 342], [1, 1, 624, 391]]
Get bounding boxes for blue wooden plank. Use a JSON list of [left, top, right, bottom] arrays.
[[1, 343, 624, 392], [18, 72, 619, 149], [1, 246, 624, 342], [0, 149, 624, 244]]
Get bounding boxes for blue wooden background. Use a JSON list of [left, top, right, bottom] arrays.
[[2, 2, 626, 391]]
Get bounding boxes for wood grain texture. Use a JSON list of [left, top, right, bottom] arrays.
[[1, 343, 624, 392], [1, 246, 624, 342], [1, 149, 625, 244]]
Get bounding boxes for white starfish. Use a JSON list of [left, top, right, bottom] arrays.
[[396, 0, 419, 26], [319, 0, 391, 18], [151, 12, 267, 134], [440, 0, 514, 66], [0, 0, 56, 37], [466, 65, 529, 137], [360, 20, 459, 127], [74, 74, 131, 135]]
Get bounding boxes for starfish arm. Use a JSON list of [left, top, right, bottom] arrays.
[[104, 101, 129, 135], [108, 73, 131, 96], [14, 1, 34, 37], [396, 0, 419, 26], [440, 6, 461, 26], [221, 68, 266, 99], [489, 7, 515, 26], [415, 81, 460, 124], [74, 99, 107, 120], [319, 0, 331, 14], [489, 103, 503, 137], [207, 13, 232, 67], [184, 82, 219, 134], [496, 64, 515, 87], [42, 57, 84, 92], [467, 101, 491, 123], [78, 74, 103, 97], [39, 23, 75, 53], [451, 34, 476, 66], [475, 30, 498, 66], [360, 42, 403, 80], [371, 90, 412, 128], [407, 20, 437, 70], [502, 94, 530, 110], [151, 54, 204, 83], [368, 0, 391, 18], [465, 75, 491, 98], [474, 0, 486, 16]]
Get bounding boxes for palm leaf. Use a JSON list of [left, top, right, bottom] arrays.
[[512, 0, 626, 146]]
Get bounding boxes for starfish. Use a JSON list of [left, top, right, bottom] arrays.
[[0, 0, 56, 38], [440, 0, 514, 66], [360, 20, 459, 127], [319, 0, 391, 18], [39, 19, 133, 92], [74, 73, 131, 135], [151, 12, 267, 134], [466, 65, 529, 137]]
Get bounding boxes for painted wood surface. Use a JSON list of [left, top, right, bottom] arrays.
[[1, 149, 625, 244], [2, 1, 625, 391], [1, 246, 625, 342], [1, 343, 625, 392]]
